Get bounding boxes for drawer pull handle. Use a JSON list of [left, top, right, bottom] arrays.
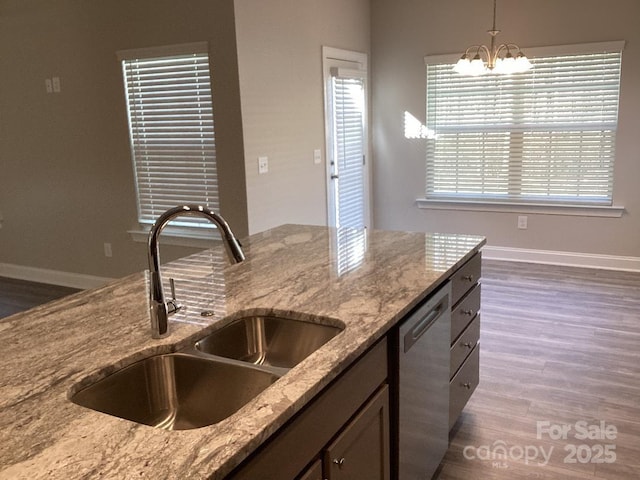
[[462, 382, 472, 389], [461, 309, 474, 316], [462, 342, 474, 349], [333, 457, 346, 469], [462, 274, 474, 282]]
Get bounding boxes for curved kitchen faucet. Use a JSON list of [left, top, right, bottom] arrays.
[[147, 205, 245, 338]]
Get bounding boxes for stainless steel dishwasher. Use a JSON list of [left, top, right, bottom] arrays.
[[396, 282, 451, 479]]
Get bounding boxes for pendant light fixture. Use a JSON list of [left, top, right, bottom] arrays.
[[453, 0, 532, 76]]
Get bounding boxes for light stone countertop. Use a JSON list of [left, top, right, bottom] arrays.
[[0, 225, 485, 480]]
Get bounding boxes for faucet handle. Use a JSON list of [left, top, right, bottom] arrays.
[[167, 277, 182, 314]]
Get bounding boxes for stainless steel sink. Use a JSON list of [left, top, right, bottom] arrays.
[[71, 353, 279, 430], [195, 316, 344, 369]]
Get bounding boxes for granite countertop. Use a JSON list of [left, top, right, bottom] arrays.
[[0, 225, 485, 480]]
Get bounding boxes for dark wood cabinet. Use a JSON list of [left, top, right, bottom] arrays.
[[323, 386, 390, 480], [448, 252, 482, 430], [228, 339, 388, 480], [297, 460, 323, 480]]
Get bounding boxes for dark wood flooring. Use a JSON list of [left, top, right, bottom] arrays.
[[0, 276, 80, 319], [437, 260, 640, 479]]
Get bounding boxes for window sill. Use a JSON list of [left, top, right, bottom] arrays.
[[416, 199, 625, 218], [128, 225, 222, 249]]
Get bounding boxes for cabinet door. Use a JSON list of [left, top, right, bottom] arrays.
[[323, 385, 390, 480], [298, 459, 323, 480]]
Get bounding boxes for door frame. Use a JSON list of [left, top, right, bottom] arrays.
[[322, 46, 371, 229]]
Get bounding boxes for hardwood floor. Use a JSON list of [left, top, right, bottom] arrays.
[[437, 260, 640, 479], [0, 277, 80, 319]]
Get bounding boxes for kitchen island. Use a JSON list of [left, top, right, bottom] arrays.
[[0, 225, 485, 479]]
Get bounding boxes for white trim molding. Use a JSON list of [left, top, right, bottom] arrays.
[[482, 246, 640, 272], [128, 225, 223, 249], [416, 198, 625, 218], [0, 263, 114, 290]]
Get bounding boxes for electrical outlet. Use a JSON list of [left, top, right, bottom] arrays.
[[517, 215, 528, 230], [104, 242, 113, 258], [52, 76, 61, 93], [258, 156, 269, 174], [45, 78, 53, 94]]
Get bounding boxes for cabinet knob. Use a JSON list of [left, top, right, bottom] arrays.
[[462, 382, 472, 389], [462, 274, 474, 282], [462, 342, 474, 349], [461, 309, 474, 316], [332, 457, 346, 469]]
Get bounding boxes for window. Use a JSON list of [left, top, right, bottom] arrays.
[[424, 41, 624, 207], [118, 42, 218, 229]]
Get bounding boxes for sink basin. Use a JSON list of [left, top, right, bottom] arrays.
[[195, 316, 344, 369], [71, 353, 279, 430]]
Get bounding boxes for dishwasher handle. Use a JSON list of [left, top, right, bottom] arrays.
[[403, 296, 448, 353]]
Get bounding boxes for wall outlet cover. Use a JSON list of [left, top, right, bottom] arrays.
[[517, 215, 528, 230]]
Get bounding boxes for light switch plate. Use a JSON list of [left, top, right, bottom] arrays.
[[313, 149, 322, 164], [258, 156, 269, 174]]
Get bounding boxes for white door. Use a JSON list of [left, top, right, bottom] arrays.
[[323, 47, 370, 230]]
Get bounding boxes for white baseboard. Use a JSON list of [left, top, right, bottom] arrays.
[[482, 246, 640, 273], [0, 263, 114, 290]]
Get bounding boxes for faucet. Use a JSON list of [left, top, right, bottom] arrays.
[[147, 205, 245, 338]]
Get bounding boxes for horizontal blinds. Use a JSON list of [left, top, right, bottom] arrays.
[[333, 75, 366, 229], [426, 49, 622, 205], [121, 49, 219, 227]]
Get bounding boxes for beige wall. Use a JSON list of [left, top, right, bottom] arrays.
[[234, 0, 370, 234], [0, 0, 248, 279], [371, 0, 640, 257]]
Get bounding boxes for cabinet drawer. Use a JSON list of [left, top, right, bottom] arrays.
[[450, 314, 480, 378], [449, 345, 479, 430], [451, 284, 481, 344], [451, 253, 481, 306]]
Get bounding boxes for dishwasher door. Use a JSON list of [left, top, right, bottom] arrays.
[[398, 282, 451, 480]]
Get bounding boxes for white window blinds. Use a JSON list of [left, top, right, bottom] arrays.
[[119, 42, 218, 228], [331, 70, 366, 228], [425, 43, 623, 206]]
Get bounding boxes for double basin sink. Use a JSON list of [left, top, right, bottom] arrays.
[[71, 316, 344, 430]]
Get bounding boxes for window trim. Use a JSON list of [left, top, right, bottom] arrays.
[[128, 225, 222, 249], [416, 198, 624, 218], [420, 41, 626, 213]]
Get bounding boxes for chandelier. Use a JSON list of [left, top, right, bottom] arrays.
[[453, 0, 532, 76]]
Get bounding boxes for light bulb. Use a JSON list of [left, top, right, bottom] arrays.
[[453, 56, 473, 75], [469, 54, 487, 76], [499, 52, 516, 74], [515, 53, 533, 73]]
